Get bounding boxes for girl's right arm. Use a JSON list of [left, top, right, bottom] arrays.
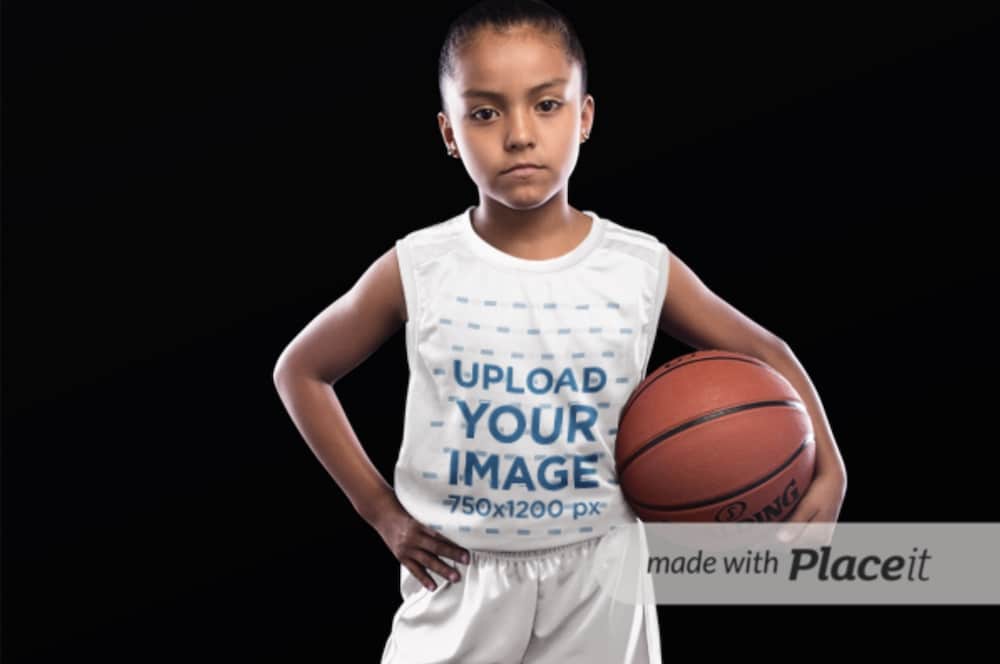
[[271, 247, 469, 590]]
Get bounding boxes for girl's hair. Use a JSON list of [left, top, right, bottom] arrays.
[[437, 0, 588, 114]]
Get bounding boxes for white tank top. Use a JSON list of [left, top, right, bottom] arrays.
[[393, 205, 670, 551]]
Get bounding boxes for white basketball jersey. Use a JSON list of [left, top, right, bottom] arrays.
[[393, 205, 670, 551]]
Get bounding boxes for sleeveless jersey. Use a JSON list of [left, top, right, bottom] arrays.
[[393, 205, 670, 551]]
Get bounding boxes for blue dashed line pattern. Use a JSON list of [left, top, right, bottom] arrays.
[[450, 298, 625, 311]]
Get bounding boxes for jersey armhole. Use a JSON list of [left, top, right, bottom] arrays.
[[395, 237, 420, 376], [653, 243, 670, 326], [641, 243, 671, 377], [395, 238, 418, 324]]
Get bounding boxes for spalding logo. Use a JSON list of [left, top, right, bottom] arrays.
[[715, 478, 801, 522]]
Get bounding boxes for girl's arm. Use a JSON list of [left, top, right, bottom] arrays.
[[272, 247, 407, 526], [657, 249, 847, 492]]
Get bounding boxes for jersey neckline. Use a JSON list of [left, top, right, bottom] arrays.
[[459, 204, 606, 273]]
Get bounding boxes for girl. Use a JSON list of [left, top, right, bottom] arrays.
[[273, 1, 847, 662]]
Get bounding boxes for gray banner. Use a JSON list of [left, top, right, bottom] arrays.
[[589, 522, 1000, 604]]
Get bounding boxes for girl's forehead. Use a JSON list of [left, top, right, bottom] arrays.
[[453, 32, 576, 92]]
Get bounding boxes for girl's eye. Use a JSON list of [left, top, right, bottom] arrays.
[[470, 100, 563, 121]]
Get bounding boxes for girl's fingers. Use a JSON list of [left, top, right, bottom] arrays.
[[403, 560, 437, 593], [412, 549, 462, 586], [422, 528, 471, 565]]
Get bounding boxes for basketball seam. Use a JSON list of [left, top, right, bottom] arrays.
[[618, 399, 806, 475], [621, 435, 813, 512], [618, 353, 776, 426]]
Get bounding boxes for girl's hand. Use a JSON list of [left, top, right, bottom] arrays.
[[372, 500, 471, 591], [776, 470, 847, 547]]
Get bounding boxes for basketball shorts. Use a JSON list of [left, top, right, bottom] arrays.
[[380, 525, 662, 664]]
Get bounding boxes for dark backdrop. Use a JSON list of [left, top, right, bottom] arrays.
[[5, 2, 999, 661]]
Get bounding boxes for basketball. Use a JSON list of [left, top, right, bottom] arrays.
[[615, 349, 816, 523]]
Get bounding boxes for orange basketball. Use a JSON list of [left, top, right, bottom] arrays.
[[615, 349, 816, 523]]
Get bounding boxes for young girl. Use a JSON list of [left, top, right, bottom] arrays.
[[273, 1, 847, 661]]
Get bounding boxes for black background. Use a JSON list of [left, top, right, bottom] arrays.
[[5, 2, 999, 661]]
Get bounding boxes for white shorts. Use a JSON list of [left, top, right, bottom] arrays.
[[381, 527, 662, 664]]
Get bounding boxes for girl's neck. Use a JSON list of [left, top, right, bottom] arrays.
[[469, 199, 592, 261]]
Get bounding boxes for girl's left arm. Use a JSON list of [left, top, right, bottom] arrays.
[[656, 248, 847, 534]]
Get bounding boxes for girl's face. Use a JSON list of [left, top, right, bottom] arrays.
[[438, 25, 594, 209]]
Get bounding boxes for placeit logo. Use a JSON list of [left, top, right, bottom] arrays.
[[714, 478, 801, 522]]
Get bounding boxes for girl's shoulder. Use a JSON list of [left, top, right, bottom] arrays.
[[601, 215, 666, 249], [599, 215, 669, 272], [397, 208, 468, 252]]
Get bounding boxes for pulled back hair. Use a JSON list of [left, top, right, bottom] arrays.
[[437, 0, 588, 115]]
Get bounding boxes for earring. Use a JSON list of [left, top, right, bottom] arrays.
[[582, 131, 590, 143], [447, 144, 458, 157]]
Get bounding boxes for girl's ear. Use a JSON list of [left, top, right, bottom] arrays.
[[581, 94, 595, 139], [438, 112, 457, 156]]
